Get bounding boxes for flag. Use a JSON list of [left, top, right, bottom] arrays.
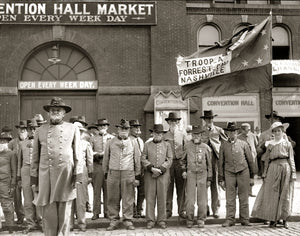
[[177, 17, 272, 99]]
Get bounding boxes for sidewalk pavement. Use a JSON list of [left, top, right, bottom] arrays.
[[4, 172, 300, 232]]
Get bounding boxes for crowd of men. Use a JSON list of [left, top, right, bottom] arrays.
[[0, 97, 296, 235]]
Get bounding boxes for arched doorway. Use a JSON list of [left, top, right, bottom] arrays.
[[20, 42, 97, 123]]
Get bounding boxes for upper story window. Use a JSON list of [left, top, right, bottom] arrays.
[[272, 26, 290, 59], [198, 25, 220, 47]]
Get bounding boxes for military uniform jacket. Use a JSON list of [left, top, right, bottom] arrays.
[[103, 136, 141, 177], [201, 124, 227, 159], [141, 140, 173, 173], [90, 133, 114, 164], [31, 122, 83, 206], [17, 139, 34, 178], [164, 129, 187, 159], [218, 139, 255, 182], [0, 150, 17, 185], [180, 141, 212, 180]]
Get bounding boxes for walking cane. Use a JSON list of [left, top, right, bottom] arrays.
[[177, 178, 187, 225]]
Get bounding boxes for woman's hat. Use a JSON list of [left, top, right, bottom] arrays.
[[200, 110, 218, 119], [165, 112, 181, 121], [224, 122, 240, 131], [270, 122, 289, 131], [43, 97, 72, 113]]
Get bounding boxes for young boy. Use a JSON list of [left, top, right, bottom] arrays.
[[180, 125, 212, 228]]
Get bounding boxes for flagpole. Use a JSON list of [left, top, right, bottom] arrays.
[[270, 9, 273, 124]]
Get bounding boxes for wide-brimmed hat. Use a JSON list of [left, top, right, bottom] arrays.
[[75, 116, 88, 127], [43, 97, 72, 113], [15, 120, 27, 129], [191, 125, 205, 134], [270, 122, 289, 131], [0, 132, 12, 140], [224, 122, 240, 131], [150, 124, 165, 133], [73, 121, 88, 132], [87, 123, 98, 130], [265, 110, 284, 121], [200, 110, 218, 119], [34, 114, 47, 125], [69, 116, 78, 124], [1, 126, 12, 133], [27, 119, 38, 128], [96, 118, 110, 126], [116, 119, 130, 129], [129, 120, 141, 127], [165, 112, 181, 121]]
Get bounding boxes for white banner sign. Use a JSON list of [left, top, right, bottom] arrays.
[[272, 60, 300, 75], [273, 94, 300, 116], [203, 95, 258, 114], [176, 53, 231, 86]]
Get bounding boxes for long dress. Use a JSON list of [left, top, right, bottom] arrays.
[[251, 138, 296, 221]]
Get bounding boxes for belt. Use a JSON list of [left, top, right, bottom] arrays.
[[270, 157, 288, 162]]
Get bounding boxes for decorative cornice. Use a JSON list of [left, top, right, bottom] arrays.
[[186, 3, 300, 16]]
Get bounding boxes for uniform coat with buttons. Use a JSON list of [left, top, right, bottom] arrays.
[[201, 124, 227, 216], [31, 122, 83, 206], [181, 141, 212, 223], [218, 139, 255, 223], [142, 140, 173, 223]]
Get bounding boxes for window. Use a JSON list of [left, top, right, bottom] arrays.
[[198, 25, 220, 47], [272, 26, 290, 59]]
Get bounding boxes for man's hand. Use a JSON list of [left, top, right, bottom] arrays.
[[182, 172, 187, 179], [219, 181, 226, 191], [250, 178, 254, 186], [151, 167, 162, 176], [133, 179, 140, 187]]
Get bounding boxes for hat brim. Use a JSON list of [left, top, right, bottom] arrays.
[[265, 115, 284, 120], [115, 125, 130, 129], [37, 120, 47, 124], [15, 125, 27, 129], [43, 105, 72, 113], [88, 125, 98, 130], [224, 127, 240, 131], [130, 124, 142, 127], [96, 123, 110, 126], [270, 123, 289, 131], [149, 129, 166, 133], [77, 121, 88, 127], [200, 115, 218, 119], [165, 118, 181, 121]]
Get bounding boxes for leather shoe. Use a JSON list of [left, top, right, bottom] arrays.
[[106, 224, 118, 231], [241, 221, 252, 226], [212, 214, 219, 219], [283, 221, 289, 229], [222, 220, 235, 227], [269, 221, 276, 228], [166, 212, 172, 219], [158, 222, 167, 229], [146, 222, 155, 229], [16, 217, 24, 225], [91, 214, 99, 220], [127, 225, 135, 230], [179, 212, 187, 219]]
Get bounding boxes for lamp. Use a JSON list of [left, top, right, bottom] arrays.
[[48, 44, 61, 64]]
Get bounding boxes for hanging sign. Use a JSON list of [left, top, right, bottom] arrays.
[[18, 81, 98, 90], [0, 1, 157, 25]]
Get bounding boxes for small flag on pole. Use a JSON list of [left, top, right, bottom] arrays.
[[177, 17, 272, 99]]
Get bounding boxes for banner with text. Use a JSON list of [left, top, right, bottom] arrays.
[[18, 81, 98, 90], [272, 60, 300, 75], [0, 1, 156, 25], [177, 53, 232, 86], [273, 94, 300, 116]]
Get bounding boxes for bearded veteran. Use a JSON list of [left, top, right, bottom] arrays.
[[31, 97, 83, 236]]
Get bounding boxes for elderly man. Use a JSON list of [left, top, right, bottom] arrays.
[[103, 119, 141, 231], [129, 119, 145, 218], [31, 97, 83, 236], [17, 119, 42, 234], [164, 112, 187, 219], [8, 121, 26, 225], [0, 131, 16, 233], [238, 123, 258, 197], [218, 122, 255, 227], [201, 110, 227, 218], [90, 118, 114, 219]]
